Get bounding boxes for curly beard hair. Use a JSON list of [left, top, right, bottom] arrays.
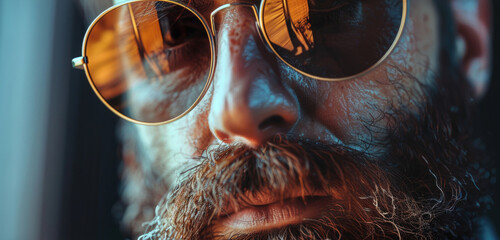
[[115, 3, 495, 239], [116, 53, 494, 240]]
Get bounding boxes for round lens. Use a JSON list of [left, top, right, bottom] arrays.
[[85, 1, 212, 123], [261, 0, 404, 80]]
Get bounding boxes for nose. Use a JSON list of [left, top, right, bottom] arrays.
[[208, 7, 299, 148]]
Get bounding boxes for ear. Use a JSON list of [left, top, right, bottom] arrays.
[[450, 0, 492, 98]]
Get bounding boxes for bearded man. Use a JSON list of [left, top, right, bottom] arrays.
[[73, 0, 496, 239]]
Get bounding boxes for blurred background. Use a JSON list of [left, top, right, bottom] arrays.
[[0, 0, 499, 239]]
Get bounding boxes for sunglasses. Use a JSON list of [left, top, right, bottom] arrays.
[[72, 0, 407, 125]]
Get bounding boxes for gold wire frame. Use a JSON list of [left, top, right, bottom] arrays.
[[259, 0, 408, 82], [73, 0, 408, 125], [74, 0, 216, 126]]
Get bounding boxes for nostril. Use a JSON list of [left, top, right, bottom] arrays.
[[214, 130, 232, 143], [258, 115, 286, 131]]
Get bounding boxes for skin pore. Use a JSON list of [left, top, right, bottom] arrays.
[[126, 0, 436, 206], [132, 0, 438, 197], [109, 0, 495, 239]]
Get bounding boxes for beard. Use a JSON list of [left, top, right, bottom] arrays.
[[122, 62, 494, 240], [113, 37, 496, 238]]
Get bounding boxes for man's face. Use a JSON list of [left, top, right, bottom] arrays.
[[113, 0, 493, 239]]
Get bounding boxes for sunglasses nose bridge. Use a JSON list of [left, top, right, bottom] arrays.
[[209, 3, 269, 49]]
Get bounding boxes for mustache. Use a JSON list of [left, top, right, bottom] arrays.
[[143, 135, 425, 239], [129, 57, 493, 239], [191, 135, 386, 212]]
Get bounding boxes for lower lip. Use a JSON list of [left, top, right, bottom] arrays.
[[217, 196, 330, 233]]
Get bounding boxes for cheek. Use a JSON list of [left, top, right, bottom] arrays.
[[314, 80, 394, 147], [134, 116, 202, 185], [306, 0, 440, 148], [131, 75, 215, 183], [389, 0, 440, 84]]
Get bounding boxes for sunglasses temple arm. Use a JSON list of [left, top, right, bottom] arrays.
[[72, 56, 87, 70], [71, 4, 164, 74]]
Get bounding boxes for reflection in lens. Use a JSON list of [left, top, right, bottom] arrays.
[[85, 1, 211, 123], [262, 0, 404, 79]]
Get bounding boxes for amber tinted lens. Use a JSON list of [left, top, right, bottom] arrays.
[[262, 0, 403, 79], [85, 1, 211, 123]]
